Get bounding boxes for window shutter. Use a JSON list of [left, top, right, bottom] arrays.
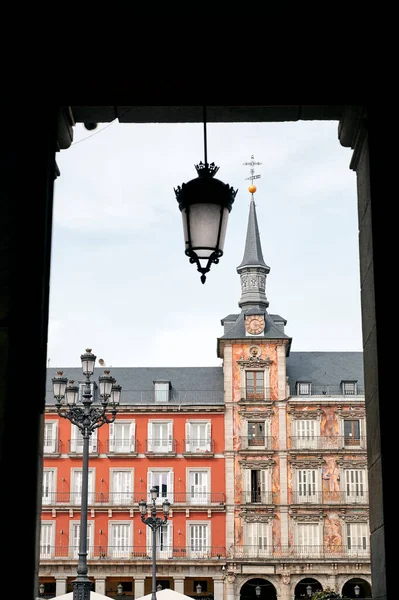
[[147, 422, 153, 452], [261, 469, 268, 503], [148, 471, 153, 500], [242, 420, 248, 449], [167, 471, 174, 503], [185, 422, 191, 452], [130, 422, 136, 452], [167, 521, 174, 557], [90, 429, 98, 452], [109, 423, 115, 452], [206, 422, 211, 451], [167, 421, 173, 451], [146, 522, 152, 557]]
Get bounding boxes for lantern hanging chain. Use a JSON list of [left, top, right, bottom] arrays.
[[203, 105, 208, 167]]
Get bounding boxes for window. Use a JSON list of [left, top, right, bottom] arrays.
[[146, 522, 173, 558], [346, 522, 369, 556], [44, 421, 58, 453], [295, 420, 317, 449], [248, 421, 266, 447], [149, 470, 174, 503], [188, 470, 210, 505], [245, 521, 271, 557], [185, 421, 211, 452], [296, 522, 321, 557], [296, 381, 311, 395], [342, 381, 357, 395], [243, 469, 270, 504], [154, 381, 170, 402], [148, 421, 173, 452], [71, 521, 94, 558], [344, 419, 361, 446], [42, 469, 56, 505], [344, 469, 367, 503], [110, 522, 132, 558], [70, 426, 98, 453], [40, 522, 54, 559], [111, 469, 134, 505], [109, 421, 136, 453], [246, 371, 264, 399], [189, 523, 209, 558], [72, 469, 94, 505], [296, 469, 319, 503]]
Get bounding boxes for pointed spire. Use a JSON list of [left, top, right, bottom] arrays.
[[237, 155, 270, 311]]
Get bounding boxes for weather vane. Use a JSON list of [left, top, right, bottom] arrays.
[[243, 154, 261, 194]]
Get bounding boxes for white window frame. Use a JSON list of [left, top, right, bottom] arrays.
[[70, 425, 98, 454], [109, 521, 132, 558], [187, 521, 211, 558], [346, 521, 369, 556], [44, 420, 58, 453], [242, 419, 271, 449], [71, 468, 95, 505], [243, 468, 271, 504], [294, 521, 322, 557], [185, 421, 211, 452], [154, 381, 170, 403], [295, 419, 318, 449], [109, 421, 136, 453], [110, 468, 134, 506], [296, 381, 311, 395], [148, 420, 173, 453], [343, 468, 367, 504], [42, 467, 57, 505], [40, 521, 55, 559], [148, 468, 174, 503], [146, 520, 173, 559], [342, 381, 357, 396], [242, 367, 270, 399], [187, 468, 210, 505], [70, 520, 94, 558], [244, 521, 272, 557], [296, 469, 320, 503]]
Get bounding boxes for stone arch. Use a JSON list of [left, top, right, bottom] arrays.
[[239, 576, 277, 600]]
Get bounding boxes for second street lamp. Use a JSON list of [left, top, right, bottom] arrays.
[[52, 349, 121, 600], [139, 488, 171, 600]]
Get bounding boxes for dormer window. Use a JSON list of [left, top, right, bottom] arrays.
[[342, 380, 357, 396], [154, 380, 170, 403], [296, 381, 311, 396]]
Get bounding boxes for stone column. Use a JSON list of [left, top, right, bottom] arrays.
[[95, 579, 106, 596], [213, 578, 225, 600], [55, 578, 67, 596], [174, 578, 185, 594], [225, 575, 236, 600], [135, 578, 145, 599]]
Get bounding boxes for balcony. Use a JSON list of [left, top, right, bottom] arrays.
[[106, 438, 138, 455], [68, 440, 99, 457], [41, 491, 225, 507], [240, 436, 274, 451], [239, 388, 271, 401], [229, 544, 370, 560], [289, 435, 367, 451], [121, 390, 224, 405], [145, 439, 177, 456], [182, 439, 215, 457], [241, 490, 273, 504], [39, 545, 227, 561], [291, 489, 369, 505], [289, 385, 365, 397]]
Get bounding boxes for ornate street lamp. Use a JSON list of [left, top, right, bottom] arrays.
[[196, 584, 202, 594], [139, 487, 171, 600], [306, 585, 313, 598], [354, 585, 360, 597], [39, 583, 45, 597], [52, 349, 121, 600], [117, 583, 124, 596], [255, 585, 261, 597], [174, 107, 237, 284]]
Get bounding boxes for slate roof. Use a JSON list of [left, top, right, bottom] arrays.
[[218, 311, 292, 344], [45, 352, 364, 406], [237, 198, 269, 270]]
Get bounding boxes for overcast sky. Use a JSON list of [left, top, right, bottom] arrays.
[[47, 119, 362, 369]]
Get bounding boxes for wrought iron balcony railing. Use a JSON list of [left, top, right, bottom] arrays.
[[39, 545, 226, 560], [41, 491, 225, 506], [145, 439, 177, 453], [229, 544, 370, 559], [106, 438, 138, 453], [290, 435, 367, 450], [291, 490, 368, 504], [182, 439, 215, 454], [289, 385, 365, 397], [239, 388, 271, 401], [240, 436, 274, 450], [241, 491, 273, 504]]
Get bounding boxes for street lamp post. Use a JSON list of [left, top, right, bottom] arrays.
[[139, 488, 171, 600], [52, 349, 121, 600]]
